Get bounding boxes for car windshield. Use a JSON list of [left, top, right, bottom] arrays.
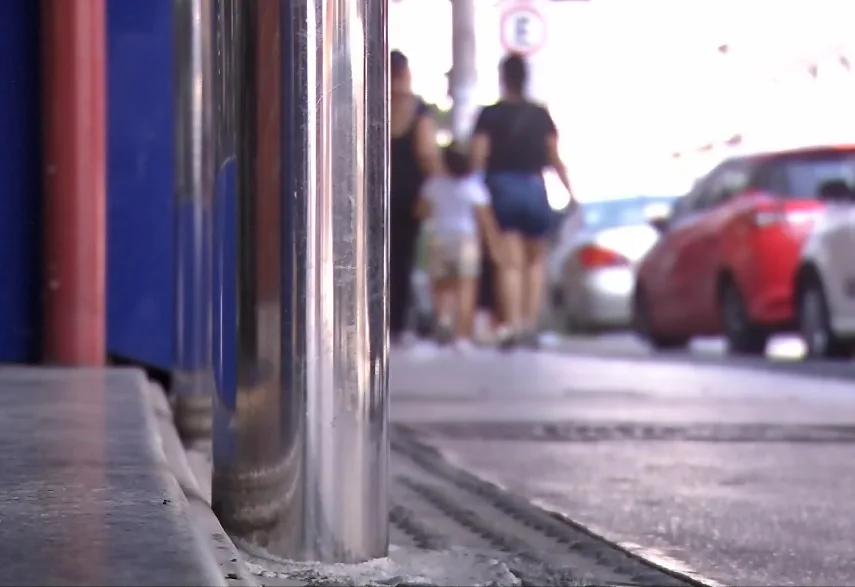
[[581, 196, 677, 230]]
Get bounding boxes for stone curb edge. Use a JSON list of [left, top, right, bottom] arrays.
[[145, 382, 260, 587]]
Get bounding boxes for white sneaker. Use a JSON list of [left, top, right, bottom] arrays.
[[453, 339, 474, 353], [495, 325, 517, 350], [434, 315, 454, 345], [408, 339, 439, 359]]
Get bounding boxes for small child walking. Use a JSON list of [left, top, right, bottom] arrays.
[[419, 144, 502, 350]]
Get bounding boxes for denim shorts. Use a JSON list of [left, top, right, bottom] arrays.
[[486, 172, 552, 239]]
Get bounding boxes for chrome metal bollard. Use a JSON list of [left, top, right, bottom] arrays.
[[210, 0, 390, 563], [173, 0, 215, 440]]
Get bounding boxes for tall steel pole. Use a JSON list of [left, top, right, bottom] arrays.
[[173, 0, 215, 440], [450, 0, 478, 141], [210, 0, 390, 563]]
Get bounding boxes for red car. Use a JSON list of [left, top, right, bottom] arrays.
[[633, 145, 855, 355]]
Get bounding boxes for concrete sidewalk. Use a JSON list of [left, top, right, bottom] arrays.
[[0, 367, 229, 587], [181, 415, 694, 586], [0, 364, 706, 586]]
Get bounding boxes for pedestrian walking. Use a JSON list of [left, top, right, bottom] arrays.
[[470, 53, 577, 349], [390, 50, 443, 347], [419, 143, 502, 351]]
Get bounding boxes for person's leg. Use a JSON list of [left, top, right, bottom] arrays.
[[427, 236, 455, 343], [522, 237, 548, 333], [490, 311, 502, 331], [453, 236, 481, 343], [497, 231, 525, 336], [518, 176, 553, 345], [488, 173, 527, 346], [389, 237, 409, 340], [432, 278, 454, 342], [475, 245, 496, 343]]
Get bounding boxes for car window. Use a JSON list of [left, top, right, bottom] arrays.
[[670, 189, 703, 222], [581, 196, 678, 231], [748, 162, 786, 194], [700, 163, 750, 209], [671, 167, 724, 221], [761, 149, 855, 198]]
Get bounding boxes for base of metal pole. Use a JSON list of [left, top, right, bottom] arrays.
[[172, 370, 214, 440], [211, 457, 294, 549]]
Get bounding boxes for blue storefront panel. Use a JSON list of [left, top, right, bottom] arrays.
[[0, 0, 42, 362], [106, 0, 174, 370]]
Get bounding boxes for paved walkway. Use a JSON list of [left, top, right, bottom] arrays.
[[6, 347, 848, 586], [0, 363, 700, 587], [391, 346, 855, 587], [0, 367, 227, 587]]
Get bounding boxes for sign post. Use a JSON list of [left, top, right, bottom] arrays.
[[450, 0, 478, 140]]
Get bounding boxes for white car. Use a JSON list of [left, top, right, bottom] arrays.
[[546, 195, 677, 333], [794, 183, 855, 358]]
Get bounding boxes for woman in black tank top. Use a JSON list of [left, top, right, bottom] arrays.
[[389, 51, 443, 345]]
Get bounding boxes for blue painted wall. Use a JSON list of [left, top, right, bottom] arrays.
[[106, 0, 174, 370], [0, 0, 42, 362]]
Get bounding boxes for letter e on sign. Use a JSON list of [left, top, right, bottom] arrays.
[[500, 4, 547, 56]]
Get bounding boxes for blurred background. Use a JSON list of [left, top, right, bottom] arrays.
[[396, 0, 855, 360], [3, 3, 855, 586], [393, 0, 855, 203]]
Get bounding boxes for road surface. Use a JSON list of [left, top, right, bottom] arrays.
[[390, 336, 855, 587]]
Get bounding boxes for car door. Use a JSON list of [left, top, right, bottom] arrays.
[[645, 184, 707, 331], [546, 207, 585, 288], [824, 203, 855, 333], [681, 162, 751, 332]]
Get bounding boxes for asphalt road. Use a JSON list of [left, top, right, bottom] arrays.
[[390, 337, 855, 587], [547, 331, 855, 382]]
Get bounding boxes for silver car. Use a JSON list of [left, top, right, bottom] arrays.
[[546, 195, 677, 333]]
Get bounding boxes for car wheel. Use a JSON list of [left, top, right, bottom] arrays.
[[720, 279, 767, 356], [555, 284, 590, 334], [549, 287, 570, 332], [632, 290, 688, 351], [798, 277, 853, 359], [564, 307, 589, 335]]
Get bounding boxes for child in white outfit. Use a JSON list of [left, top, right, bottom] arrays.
[[419, 144, 501, 348]]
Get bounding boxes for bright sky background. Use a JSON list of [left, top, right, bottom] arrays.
[[390, 0, 855, 202]]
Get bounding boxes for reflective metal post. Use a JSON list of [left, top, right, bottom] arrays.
[[173, 0, 215, 440], [210, 0, 390, 563]]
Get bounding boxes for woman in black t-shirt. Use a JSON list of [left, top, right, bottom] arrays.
[[470, 53, 576, 348]]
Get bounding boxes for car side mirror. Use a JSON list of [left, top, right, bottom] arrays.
[[643, 201, 673, 234], [649, 216, 669, 234]]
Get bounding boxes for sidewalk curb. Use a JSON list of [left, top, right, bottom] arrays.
[[146, 383, 260, 587]]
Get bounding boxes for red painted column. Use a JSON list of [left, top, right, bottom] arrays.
[[40, 0, 107, 365]]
